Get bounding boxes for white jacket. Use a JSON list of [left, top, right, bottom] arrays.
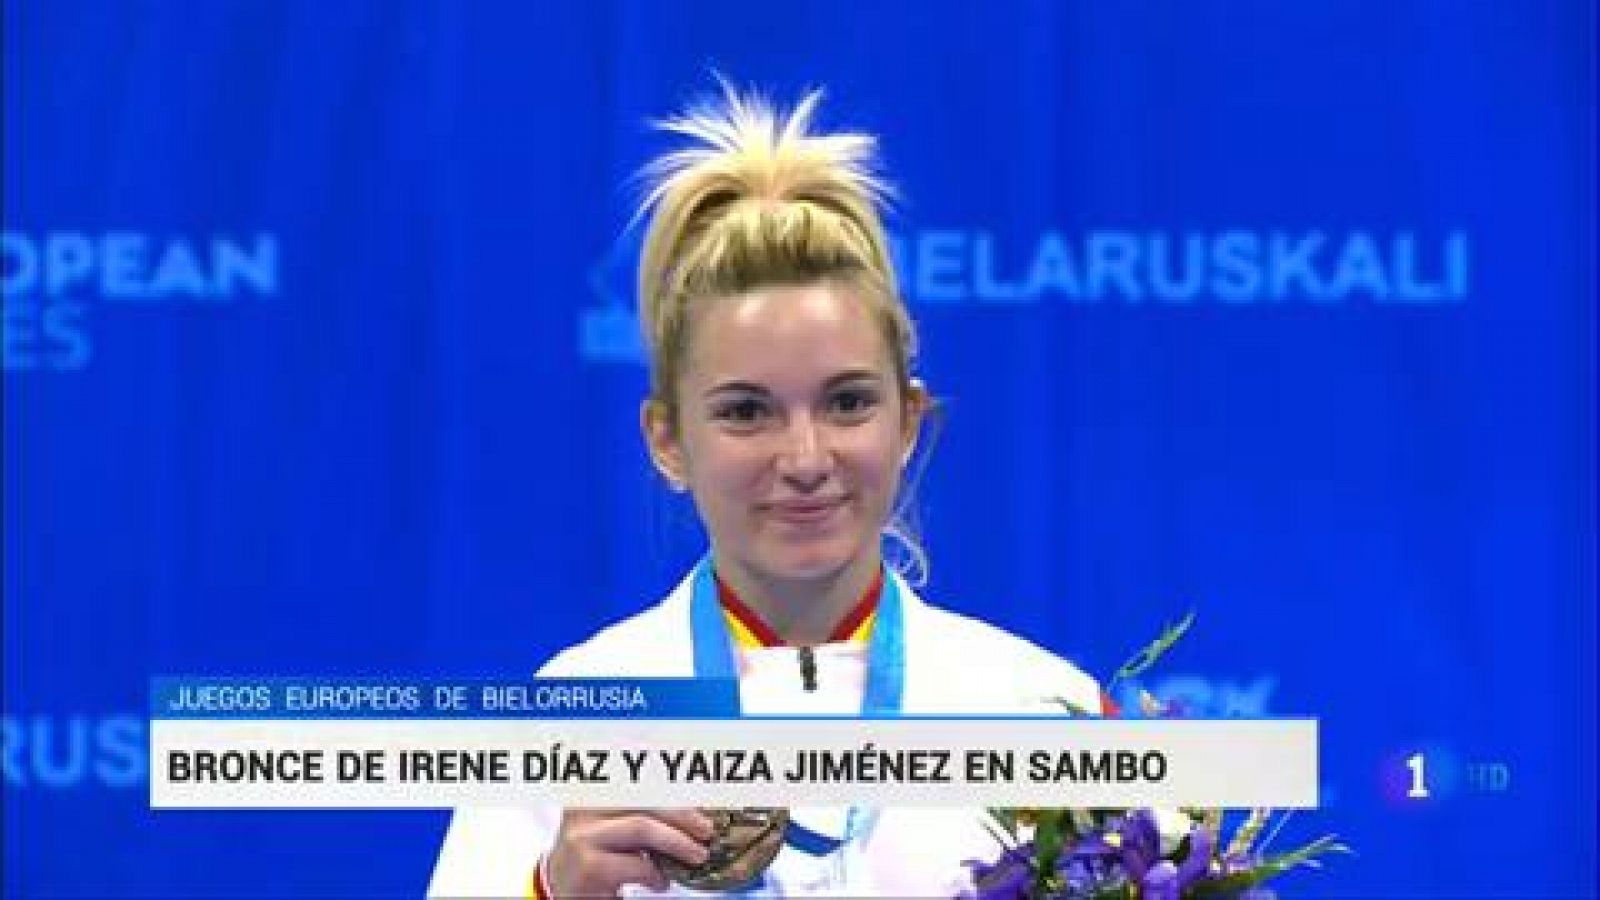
[[429, 569, 1100, 898]]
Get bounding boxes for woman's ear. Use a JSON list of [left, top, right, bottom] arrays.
[[640, 398, 689, 492], [900, 378, 931, 467]]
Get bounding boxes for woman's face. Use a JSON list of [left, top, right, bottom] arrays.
[[647, 280, 922, 583]]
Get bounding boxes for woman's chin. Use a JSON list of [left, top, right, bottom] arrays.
[[758, 538, 863, 582]]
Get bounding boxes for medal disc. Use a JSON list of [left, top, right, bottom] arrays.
[[655, 807, 789, 891]]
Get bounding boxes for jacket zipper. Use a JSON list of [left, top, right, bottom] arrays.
[[798, 646, 818, 691]]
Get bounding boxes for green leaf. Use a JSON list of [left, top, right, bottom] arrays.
[[1188, 835, 1351, 897], [981, 810, 1019, 853], [1223, 808, 1272, 859], [1032, 813, 1066, 896], [986, 807, 1022, 839], [1109, 611, 1196, 690], [1044, 695, 1097, 717]]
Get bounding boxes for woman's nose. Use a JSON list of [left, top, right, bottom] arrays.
[[775, 415, 831, 482]]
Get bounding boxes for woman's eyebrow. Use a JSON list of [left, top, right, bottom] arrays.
[[703, 380, 770, 399], [824, 370, 885, 388], [703, 371, 884, 399]]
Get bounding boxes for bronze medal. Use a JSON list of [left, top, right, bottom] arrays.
[[655, 807, 789, 891]]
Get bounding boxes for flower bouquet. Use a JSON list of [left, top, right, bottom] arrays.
[[965, 614, 1348, 900]]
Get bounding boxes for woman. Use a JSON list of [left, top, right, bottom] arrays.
[[429, 84, 1101, 898]]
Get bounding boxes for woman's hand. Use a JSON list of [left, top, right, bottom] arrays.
[[545, 809, 714, 896]]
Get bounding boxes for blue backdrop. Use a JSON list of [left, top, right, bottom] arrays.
[[3, 1, 1595, 896]]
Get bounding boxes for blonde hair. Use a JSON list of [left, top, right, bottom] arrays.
[[635, 82, 916, 417], [633, 81, 930, 581]]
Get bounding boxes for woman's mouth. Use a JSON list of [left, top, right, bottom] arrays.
[[765, 496, 848, 526]]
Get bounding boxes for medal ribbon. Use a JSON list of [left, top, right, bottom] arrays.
[[688, 556, 904, 864]]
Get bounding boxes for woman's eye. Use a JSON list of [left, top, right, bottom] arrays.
[[830, 389, 879, 418], [715, 398, 768, 424]]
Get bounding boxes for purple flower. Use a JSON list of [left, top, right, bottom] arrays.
[[965, 843, 1034, 900], [1141, 860, 1182, 900], [1117, 809, 1163, 882], [1051, 842, 1127, 897], [1057, 858, 1092, 893], [1115, 810, 1214, 900], [1176, 819, 1214, 884], [962, 808, 1313, 900]]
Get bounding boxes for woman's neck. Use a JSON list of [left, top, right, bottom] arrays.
[[712, 549, 882, 646]]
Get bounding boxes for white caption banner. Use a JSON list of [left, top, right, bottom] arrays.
[[151, 719, 1318, 809]]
